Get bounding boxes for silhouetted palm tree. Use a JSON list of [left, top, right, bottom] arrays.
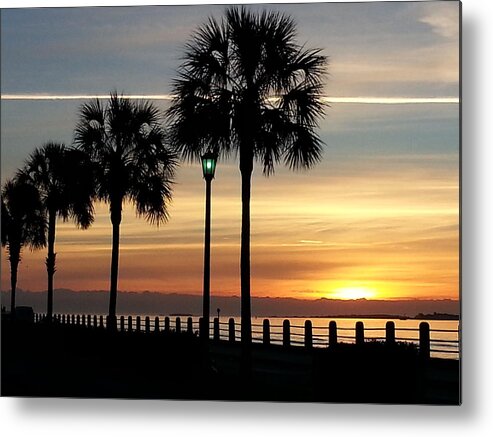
[[19, 142, 95, 321], [1, 178, 46, 315], [74, 92, 178, 329], [167, 7, 327, 374]]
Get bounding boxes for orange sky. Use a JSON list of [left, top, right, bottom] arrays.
[[1, 103, 459, 301]]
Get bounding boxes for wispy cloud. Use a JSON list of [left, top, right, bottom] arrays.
[[1, 94, 459, 104], [418, 2, 460, 39]]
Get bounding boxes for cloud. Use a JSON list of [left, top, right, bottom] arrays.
[[418, 3, 460, 39]]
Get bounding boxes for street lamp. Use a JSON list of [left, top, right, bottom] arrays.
[[201, 150, 218, 341]]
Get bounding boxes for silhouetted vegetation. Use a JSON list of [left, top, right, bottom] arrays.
[[415, 312, 459, 320], [167, 6, 327, 375], [74, 92, 178, 329], [1, 179, 46, 315], [17, 143, 95, 321]]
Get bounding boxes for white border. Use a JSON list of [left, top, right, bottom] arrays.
[[2, 0, 492, 436]]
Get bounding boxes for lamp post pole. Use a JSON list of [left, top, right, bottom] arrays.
[[201, 151, 217, 342], [203, 176, 212, 340]]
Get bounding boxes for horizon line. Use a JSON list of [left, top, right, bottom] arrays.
[[1, 94, 460, 105], [0, 288, 459, 302]]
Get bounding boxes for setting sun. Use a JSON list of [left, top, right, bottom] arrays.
[[331, 287, 377, 300]]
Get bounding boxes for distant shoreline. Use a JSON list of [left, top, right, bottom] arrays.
[[1, 289, 460, 320], [254, 313, 459, 321]]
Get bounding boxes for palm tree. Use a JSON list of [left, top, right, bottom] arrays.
[[74, 92, 178, 329], [19, 142, 95, 321], [1, 178, 46, 316], [167, 6, 327, 374]]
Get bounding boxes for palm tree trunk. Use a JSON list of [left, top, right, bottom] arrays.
[[108, 202, 122, 330], [240, 153, 253, 379], [9, 247, 20, 317], [46, 210, 56, 322]]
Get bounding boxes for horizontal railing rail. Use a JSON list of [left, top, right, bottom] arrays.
[[33, 313, 460, 359]]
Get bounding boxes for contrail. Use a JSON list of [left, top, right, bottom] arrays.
[[322, 97, 459, 104], [1, 94, 459, 104], [1, 94, 174, 101]]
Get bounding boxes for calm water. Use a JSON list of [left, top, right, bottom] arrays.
[[102, 314, 459, 360]]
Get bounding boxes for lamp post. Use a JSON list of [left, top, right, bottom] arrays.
[[201, 150, 218, 341]]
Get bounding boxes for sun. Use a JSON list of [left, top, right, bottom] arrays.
[[331, 286, 376, 300]]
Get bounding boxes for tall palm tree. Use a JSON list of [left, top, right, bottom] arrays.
[[74, 92, 178, 329], [167, 6, 327, 374], [1, 178, 46, 316], [19, 142, 95, 321]]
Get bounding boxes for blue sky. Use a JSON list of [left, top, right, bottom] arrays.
[[1, 2, 459, 97], [1, 1, 460, 177]]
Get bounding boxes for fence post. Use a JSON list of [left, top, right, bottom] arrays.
[[263, 319, 271, 345], [145, 316, 151, 334], [283, 319, 291, 347], [199, 317, 205, 341], [82, 315, 86, 327], [213, 317, 220, 341], [228, 318, 235, 342], [119, 316, 124, 332], [100, 315, 104, 328], [62, 314, 66, 324], [154, 316, 160, 332], [386, 321, 396, 345], [356, 321, 364, 346], [175, 317, 181, 334], [187, 317, 193, 334], [128, 316, 133, 333], [87, 314, 91, 328], [419, 322, 430, 359], [135, 316, 141, 333], [76, 315, 81, 326], [305, 320, 313, 349], [93, 315, 97, 327], [165, 316, 170, 333], [329, 321, 337, 347]]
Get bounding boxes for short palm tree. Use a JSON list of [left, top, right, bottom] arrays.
[[74, 92, 178, 329], [1, 178, 46, 315], [19, 142, 95, 321], [167, 7, 327, 373]]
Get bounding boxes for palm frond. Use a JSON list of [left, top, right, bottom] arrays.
[[19, 142, 95, 228], [167, 6, 327, 175], [1, 177, 47, 252], [75, 91, 177, 226], [283, 125, 323, 171]]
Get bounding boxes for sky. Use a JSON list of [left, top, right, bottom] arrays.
[[0, 1, 460, 302]]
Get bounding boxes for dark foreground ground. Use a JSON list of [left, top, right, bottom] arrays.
[[1, 320, 460, 404]]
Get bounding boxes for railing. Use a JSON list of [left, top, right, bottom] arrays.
[[34, 313, 460, 360]]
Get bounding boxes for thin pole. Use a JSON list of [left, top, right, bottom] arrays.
[[202, 177, 212, 341]]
